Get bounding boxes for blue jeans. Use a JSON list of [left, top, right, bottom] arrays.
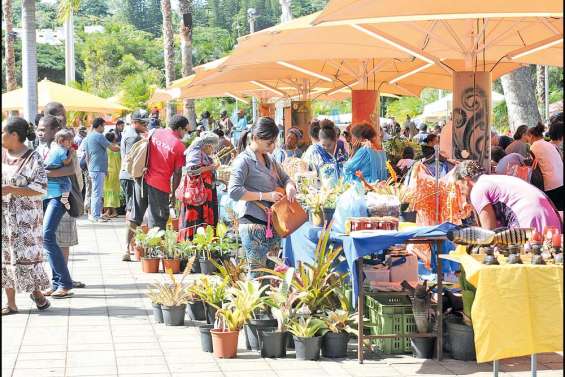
[[43, 197, 73, 290], [89, 171, 106, 219]]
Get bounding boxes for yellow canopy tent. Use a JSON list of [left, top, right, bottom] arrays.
[[312, 0, 563, 67], [1, 78, 129, 114]]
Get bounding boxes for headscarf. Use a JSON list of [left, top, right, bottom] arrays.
[[185, 131, 219, 168]]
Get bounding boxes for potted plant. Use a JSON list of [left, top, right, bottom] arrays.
[[319, 309, 358, 358], [287, 316, 326, 360], [146, 286, 164, 323], [193, 226, 218, 275], [141, 227, 164, 273], [157, 268, 194, 326], [133, 227, 147, 261], [162, 229, 181, 274], [261, 268, 301, 358], [189, 275, 229, 324], [211, 307, 246, 358], [177, 240, 197, 273]]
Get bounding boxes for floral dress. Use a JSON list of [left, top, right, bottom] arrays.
[[2, 149, 50, 292]]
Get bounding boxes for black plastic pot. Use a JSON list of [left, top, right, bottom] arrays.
[[286, 332, 295, 349], [161, 304, 186, 326], [446, 318, 476, 361], [179, 258, 188, 273], [199, 324, 214, 352], [152, 302, 163, 323], [323, 208, 335, 225], [205, 303, 218, 325], [191, 258, 202, 273], [186, 301, 206, 321], [321, 332, 350, 358], [411, 337, 436, 359], [199, 258, 218, 275], [261, 330, 287, 358], [293, 335, 322, 360], [244, 319, 278, 351]]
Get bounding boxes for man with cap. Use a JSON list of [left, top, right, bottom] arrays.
[[412, 123, 429, 145], [121, 109, 149, 261], [74, 126, 87, 148], [148, 108, 161, 130]]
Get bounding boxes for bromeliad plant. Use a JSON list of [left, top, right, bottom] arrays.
[[211, 257, 247, 287], [215, 280, 269, 331], [146, 259, 196, 307], [287, 317, 327, 338], [189, 275, 229, 310], [320, 309, 359, 336]]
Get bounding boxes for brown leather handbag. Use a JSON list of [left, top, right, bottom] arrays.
[[256, 188, 308, 238]]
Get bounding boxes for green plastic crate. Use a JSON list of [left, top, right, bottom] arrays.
[[365, 293, 416, 354]]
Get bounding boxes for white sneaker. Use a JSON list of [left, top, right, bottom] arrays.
[[88, 215, 96, 222]]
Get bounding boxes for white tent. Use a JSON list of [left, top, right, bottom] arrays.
[[416, 92, 505, 122]]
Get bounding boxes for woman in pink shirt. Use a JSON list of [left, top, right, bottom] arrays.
[[453, 161, 561, 232]]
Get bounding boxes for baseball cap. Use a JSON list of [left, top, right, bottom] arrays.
[[131, 109, 149, 123]]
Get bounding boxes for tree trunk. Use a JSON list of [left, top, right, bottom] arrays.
[[500, 66, 541, 131], [3, 0, 17, 91], [536, 65, 545, 116], [21, 0, 38, 123], [179, 0, 197, 130], [161, 0, 176, 123], [64, 13, 76, 84]]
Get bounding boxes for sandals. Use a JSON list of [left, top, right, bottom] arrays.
[[51, 289, 74, 299], [29, 294, 51, 311], [42, 288, 54, 296], [1, 306, 18, 315], [72, 281, 86, 288]]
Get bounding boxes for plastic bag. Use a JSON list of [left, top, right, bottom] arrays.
[[332, 184, 368, 233]]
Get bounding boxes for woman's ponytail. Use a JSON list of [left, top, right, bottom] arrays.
[[238, 130, 251, 153], [26, 122, 37, 142]]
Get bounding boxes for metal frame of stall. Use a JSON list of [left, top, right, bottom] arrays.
[[356, 235, 446, 363]]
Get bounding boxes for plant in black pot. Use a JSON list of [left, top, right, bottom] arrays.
[[146, 286, 164, 324], [319, 309, 358, 358], [157, 266, 196, 326], [287, 316, 326, 361], [189, 275, 229, 325], [261, 268, 301, 358], [193, 225, 218, 275], [177, 240, 198, 273]]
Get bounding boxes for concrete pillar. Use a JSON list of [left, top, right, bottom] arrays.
[[352, 89, 381, 133]]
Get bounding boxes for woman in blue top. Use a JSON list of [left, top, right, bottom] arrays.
[[308, 120, 348, 185], [344, 122, 389, 183]]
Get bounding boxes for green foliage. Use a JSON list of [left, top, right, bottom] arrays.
[[312, 99, 351, 116], [77, 0, 110, 18], [192, 26, 234, 65], [382, 136, 422, 165], [189, 275, 229, 307], [119, 71, 161, 110], [118, 0, 163, 37], [320, 309, 358, 335], [386, 96, 423, 120], [287, 317, 326, 337], [492, 102, 509, 134]]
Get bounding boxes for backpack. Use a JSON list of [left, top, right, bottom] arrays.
[[506, 158, 544, 191], [125, 132, 153, 179]]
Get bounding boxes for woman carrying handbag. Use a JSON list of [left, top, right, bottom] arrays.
[[228, 118, 300, 279]]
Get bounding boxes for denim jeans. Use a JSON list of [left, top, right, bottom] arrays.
[[89, 171, 106, 219], [43, 197, 73, 290]]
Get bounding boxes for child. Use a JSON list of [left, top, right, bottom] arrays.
[[44, 129, 75, 210], [103, 132, 122, 218]]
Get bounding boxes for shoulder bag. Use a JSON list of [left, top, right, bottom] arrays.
[[175, 152, 208, 206], [255, 157, 307, 238]]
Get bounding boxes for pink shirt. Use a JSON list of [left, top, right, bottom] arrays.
[[144, 129, 185, 193], [470, 175, 561, 232], [530, 139, 563, 191]]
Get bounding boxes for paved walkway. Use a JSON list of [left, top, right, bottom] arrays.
[[2, 217, 563, 377]]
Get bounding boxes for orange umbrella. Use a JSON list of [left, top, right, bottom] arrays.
[[313, 0, 563, 67]]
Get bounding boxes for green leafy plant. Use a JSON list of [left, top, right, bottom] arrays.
[[320, 309, 359, 336], [189, 275, 229, 309], [147, 262, 195, 307], [142, 227, 164, 258], [382, 136, 422, 166], [265, 268, 303, 332], [215, 307, 248, 331], [193, 225, 217, 259], [162, 229, 179, 259], [177, 240, 197, 260], [210, 257, 247, 287], [287, 317, 326, 338], [226, 280, 269, 320]]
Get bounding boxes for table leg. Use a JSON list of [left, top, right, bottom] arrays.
[[436, 240, 443, 361], [531, 354, 537, 377], [493, 360, 499, 377], [358, 258, 364, 364]]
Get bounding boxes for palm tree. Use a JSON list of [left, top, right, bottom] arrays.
[[21, 0, 38, 122], [3, 0, 17, 91], [161, 0, 176, 122], [58, 0, 81, 85], [178, 0, 197, 129]]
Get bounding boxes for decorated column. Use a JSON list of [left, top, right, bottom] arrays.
[[451, 71, 492, 170]]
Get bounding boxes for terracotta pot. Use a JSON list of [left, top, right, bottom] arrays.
[[141, 224, 149, 234], [134, 246, 144, 261], [141, 257, 160, 273], [171, 217, 179, 231], [162, 258, 181, 274], [210, 329, 239, 358]]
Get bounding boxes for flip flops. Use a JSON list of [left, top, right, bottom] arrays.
[[29, 294, 51, 311], [1, 306, 18, 315], [51, 289, 74, 299]]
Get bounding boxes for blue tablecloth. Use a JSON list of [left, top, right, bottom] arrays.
[[282, 221, 459, 307]]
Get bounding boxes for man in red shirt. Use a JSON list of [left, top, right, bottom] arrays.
[[128, 115, 188, 232]]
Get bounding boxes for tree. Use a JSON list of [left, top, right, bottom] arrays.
[[192, 26, 233, 64], [385, 96, 423, 121], [536, 65, 546, 118], [178, 0, 197, 128], [161, 0, 176, 121], [77, 0, 109, 18], [500, 66, 541, 131], [121, 0, 163, 37], [120, 70, 162, 110], [2, 0, 17, 91], [21, 0, 38, 122]]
